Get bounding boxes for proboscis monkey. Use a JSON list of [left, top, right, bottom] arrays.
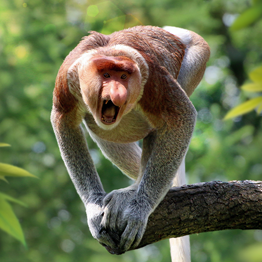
[[51, 25, 210, 262]]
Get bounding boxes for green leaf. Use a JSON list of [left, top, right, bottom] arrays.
[[0, 193, 27, 207], [249, 66, 262, 82], [0, 197, 26, 246], [0, 176, 8, 182], [230, 5, 262, 31], [224, 97, 262, 120], [0, 143, 10, 147], [241, 83, 262, 92], [257, 102, 262, 113], [0, 163, 37, 178]]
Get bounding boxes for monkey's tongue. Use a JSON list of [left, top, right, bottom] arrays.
[[101, 100, 119, 124]]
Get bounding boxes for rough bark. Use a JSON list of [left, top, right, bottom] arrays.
[[104, 180, 262, 254]]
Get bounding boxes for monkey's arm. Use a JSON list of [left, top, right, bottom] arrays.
[[51, 108, 116, 247], [101, 73, 196, 253]]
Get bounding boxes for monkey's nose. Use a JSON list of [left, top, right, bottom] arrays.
[[110, 84, 127, 107]]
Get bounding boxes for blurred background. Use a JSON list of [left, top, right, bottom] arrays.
[[0, 0, 262, 261]]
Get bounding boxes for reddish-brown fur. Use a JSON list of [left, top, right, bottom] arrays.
[[53, 32, 110, 114], [53, 26, 186, 121]]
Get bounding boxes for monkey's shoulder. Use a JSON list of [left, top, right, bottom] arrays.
[[84, 109, 153, 143]]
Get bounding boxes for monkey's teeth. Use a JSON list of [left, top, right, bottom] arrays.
[[101, 114, 116, 124], [101, 100, 119, 124]]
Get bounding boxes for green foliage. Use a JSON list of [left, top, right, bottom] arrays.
[[85, 1, 143, 34], [239, 242, 262, 262], [0, 193, 26, 246], [0, 0, 262, 262], [225, 3, 262, 120], [0, 163, 37, 180], [230, 1, 262, 31], [0, 144, 36, 246], [224, 66, 262, 120], [0, 143, 10, 147]]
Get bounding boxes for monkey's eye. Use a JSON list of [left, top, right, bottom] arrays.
[[121, 74, 127, 79], [103, 73, 110, 78]]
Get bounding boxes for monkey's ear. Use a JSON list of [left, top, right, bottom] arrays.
[[53, 62, 79, 114], [53, 58, 84, 115], [66, 60, 89, 114]]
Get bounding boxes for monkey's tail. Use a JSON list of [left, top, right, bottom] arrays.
[[169, 157, 191, 262], [170, 236, 191, 262]]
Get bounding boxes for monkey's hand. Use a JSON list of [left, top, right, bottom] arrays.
[[101, 185, 152, 254], [85, 193, 117, 250]]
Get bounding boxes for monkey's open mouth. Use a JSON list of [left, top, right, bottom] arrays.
[[101, 100, 120, 124]]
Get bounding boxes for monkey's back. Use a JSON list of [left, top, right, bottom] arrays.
[[87, 26, 186, 80], [112, 26, 185, 76]]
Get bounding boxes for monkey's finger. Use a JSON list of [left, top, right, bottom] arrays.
[[101, 205, 112, 228], [131, 226, 145, 249], [119, 223, 140, 252], [101, 203, 122, 232], [107, 207, 120, 232], [102, 192, 114, 207], [101, 197, 122, 231], [98, 228, 117, 249]]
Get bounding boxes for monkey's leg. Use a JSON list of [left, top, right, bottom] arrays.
[[163, 26, 210, 97]]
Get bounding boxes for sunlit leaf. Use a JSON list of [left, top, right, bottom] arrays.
[[224, 97, 262, 120], [241, 83, 262, 92], [0, 143, 10, 147], [230, 5, 262, 30], [239, 243, 262, 262], [0, 192, 27, 207], [257, 102, 262, 113], [249, 66, 262, 82], [0, 163, 37, 178], [0, 197, 26, 246], [0, 176, 8, 182]]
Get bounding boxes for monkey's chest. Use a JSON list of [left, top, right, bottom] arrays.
[[84, 111, 153, 143]]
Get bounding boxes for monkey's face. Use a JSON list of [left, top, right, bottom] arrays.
[[79, 56, 142, 130]]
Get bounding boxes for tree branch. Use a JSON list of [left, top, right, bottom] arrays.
[[104, 180, 262, 254]]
